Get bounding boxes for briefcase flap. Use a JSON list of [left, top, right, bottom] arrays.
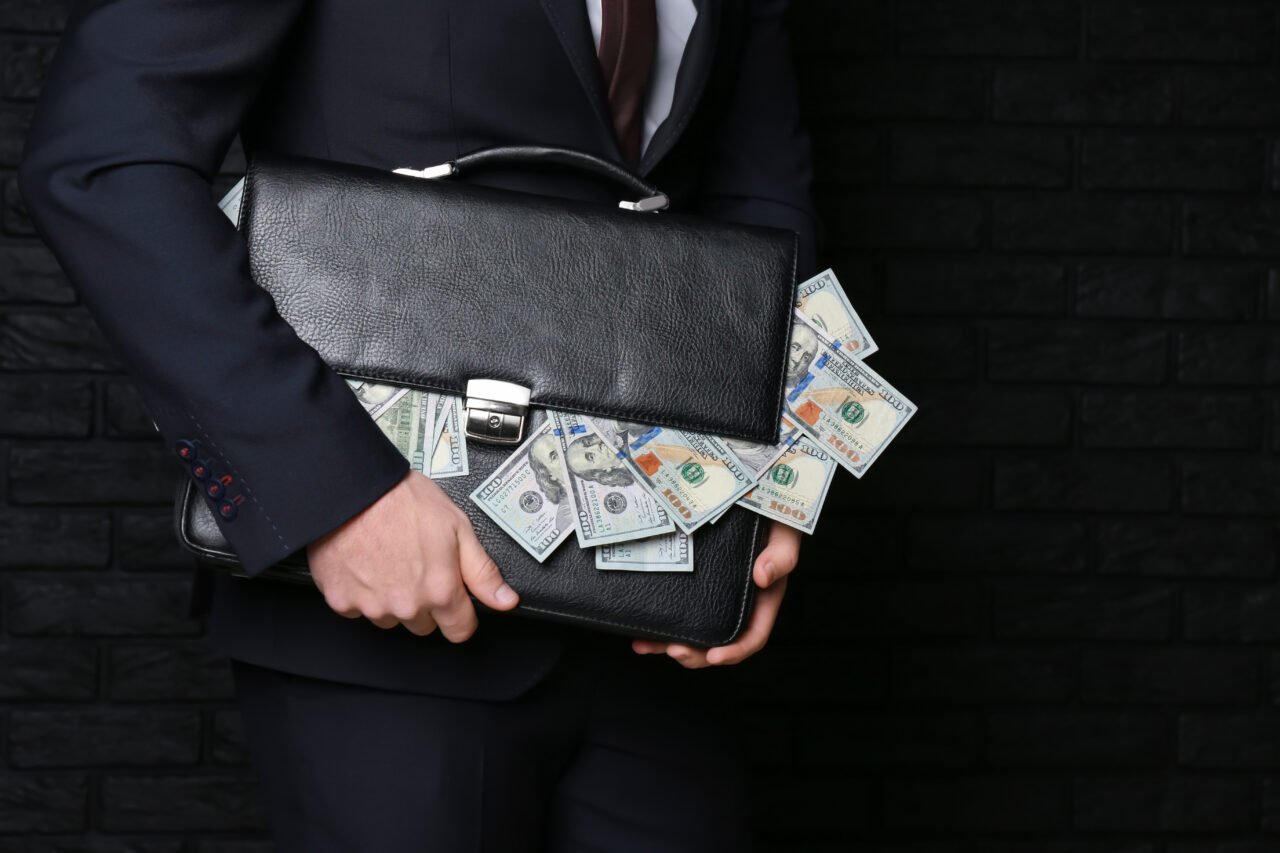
[[240, 151, 798, 443]]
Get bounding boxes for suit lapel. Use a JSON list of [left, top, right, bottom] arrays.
[[638, 0, 720, 176], [539, 0, 623, 161], [539, 0, 722, 176]]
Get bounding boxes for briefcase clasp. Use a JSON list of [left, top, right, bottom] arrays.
[[464, 379, 532, 446]]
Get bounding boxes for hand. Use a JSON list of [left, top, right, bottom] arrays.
[[631, 520, 801, 668], [306, 470, 518, 642]]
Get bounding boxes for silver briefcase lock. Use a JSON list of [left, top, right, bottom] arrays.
[[464, 379, 531, 445]]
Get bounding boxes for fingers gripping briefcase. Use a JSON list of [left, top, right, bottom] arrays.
[[175, 145, 800, 647]]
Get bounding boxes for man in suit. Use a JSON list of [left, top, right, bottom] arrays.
[[18, 0, 821, 849]]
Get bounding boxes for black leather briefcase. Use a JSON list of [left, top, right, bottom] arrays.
[[174, 145, 799, 647]]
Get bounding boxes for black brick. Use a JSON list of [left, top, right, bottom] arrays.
[[1097, 519, 1274, 579], [800, 711, 980, 768], [0, 773, 87, 833], [100, 774, 266, 832], [117, 510, 196, 572], [104, 380, 159, 438], [861, 322, 981, 382], [1185, 199, 1280, 257], [211, 709, 250, 765], [107, 643, 234, 702], [811, 128, 883, 186], [822, 192, 984, 251], [7, 578, 198, 636], [906, 517, 1088, 574], [0, 311, 119, 371], [896, 0, 1078, 57], [994, 456, 1172, 512], [1185, 587, 1280, 642], [893, 647, 1077, 703], [993, 67, 1173, 125], [1081, 391, 1261, 449], [1183, 457, 1280, 515], [884, 776, 1067, 833], [988, 712, 1170, 766], [8, 443, 174, 505], [753, 776, 872, 837], [901, 388, 1071, 448], [2, 38, 55, 100], [842, 454, 985, 510], [1177, 328, 1280, 385], [9, 709, 200, 767], [0, 510, 110, 568], [800, 62, 985, 121], [993, 196, 1172, 254], [1081, 133, 1260, 191], [1088, 3, 1273, 63], [1180, 714, 1280, 768], [0, 375, 91, 437], [733, 647, 885, 705], [885, 259, 1066, 316], [1074, 775, 1250, 832], [0, 641, 96, 700], [989, 325, 1167, 384], [787, 0, 890, 57], [0, 244, 74, 303], [1183, 70, 1280, 126], [804, 580, 982, 638], [1082, 649, 1259, 704], [1076, 263, 1261, 320], [991, 579, 1174, 640], [892, 129, 1071, 188]]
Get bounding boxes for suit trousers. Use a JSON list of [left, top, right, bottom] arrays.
[[229, 626, 758, 852]]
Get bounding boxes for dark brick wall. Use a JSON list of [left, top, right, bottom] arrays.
[[1, 0, 1278, 849]]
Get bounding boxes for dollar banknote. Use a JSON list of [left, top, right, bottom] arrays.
[[595, 529, 693, 572], [549, 411, 675, 547], [795, 268, 878, 359], [784, 342, 915, 479], [468, 419, 574, 562], [737, 436, 838, 533], [428, 395, 469, 479], [363, 385, 435, 472], [584, 418, 755, 534], [346, 379, 411, 422], [705, 415, 803, 524], [217, 177, 244, 223]]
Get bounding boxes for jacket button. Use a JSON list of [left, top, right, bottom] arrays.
[[190, 459, 212, 481], [204, 480, 225, 499], [217, 500, 238, 521], [175, 440, 198, 461]]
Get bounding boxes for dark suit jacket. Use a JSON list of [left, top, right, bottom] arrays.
[[18, 0, 821, 700]]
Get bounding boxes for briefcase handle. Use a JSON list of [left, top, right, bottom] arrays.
[[394, 145, 670, 212]]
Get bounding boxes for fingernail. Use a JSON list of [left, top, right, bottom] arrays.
[[495, 583, 518, 606]]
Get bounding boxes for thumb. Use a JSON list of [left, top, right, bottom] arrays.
[[457, 522, 519, 610], [754, 521, 802, 588]]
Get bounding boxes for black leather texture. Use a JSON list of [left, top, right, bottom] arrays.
[[177, 147, 798, 647]]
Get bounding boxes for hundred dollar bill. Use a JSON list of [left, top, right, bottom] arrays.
[[549, 411, 675, 547], [584, 418, 754, 535], [468, 419, 574, 562], [721, 415, 803, 481], [784, 344, 915, 479], [429, 395, 469, 479], [795, 267, 878, 359], [737, 436, 838, 534], [217, 177, 245, 223], [369, 387, 435, 472], [707, 415, 803, 525], [595, 529, 693, 572], [346, 379, 411, 422]]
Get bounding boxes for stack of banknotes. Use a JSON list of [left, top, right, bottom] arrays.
[[347, 268, 917, 573]]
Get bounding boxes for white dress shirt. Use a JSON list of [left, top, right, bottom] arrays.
[[584, 0, 697, 157]]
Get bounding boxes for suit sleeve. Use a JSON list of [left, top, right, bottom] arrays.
[[17, 0, 410, 577], [696, 0, 823, 280]]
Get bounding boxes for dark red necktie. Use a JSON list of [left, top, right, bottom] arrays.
[[597, 0, 658, 167]]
